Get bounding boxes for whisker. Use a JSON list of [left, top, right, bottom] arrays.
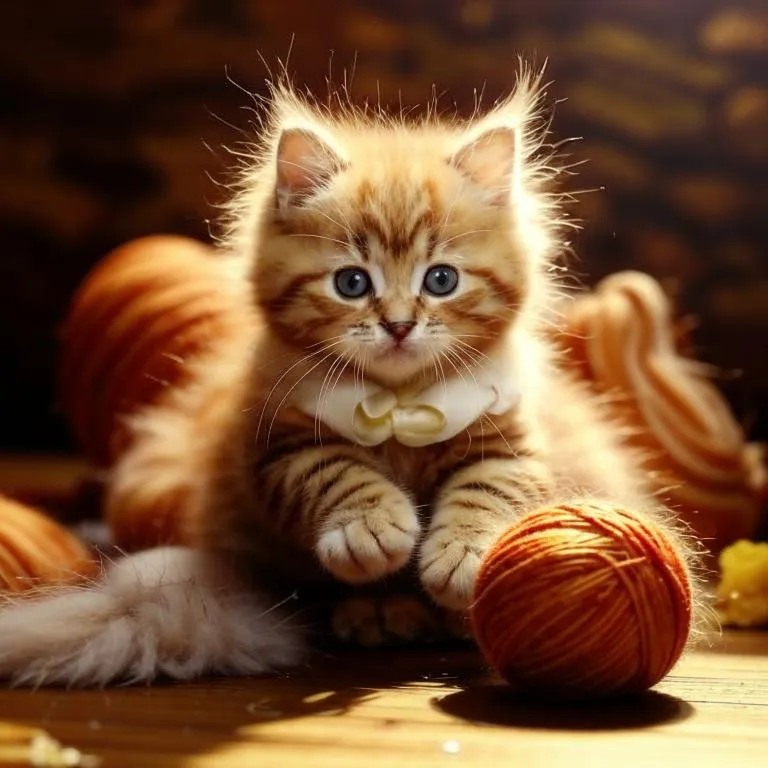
[[439, 347, 468, 386], [438, 347, 483, 459], [437, 179, 469, 241], [453, 332, 494, 344], [255, 348, 325, 437], [259, 341, 346, 446], [432, 345, 448, 399], [313, 356, 338, 446], [264, 348, 342, 447], [316, 353, 349, 446], [438, 228, 496, 248], [352, 351, 363, 403], [326, 355, 352, 424], [250, 337, 342, 374], [445, 347, 479, 390], [480, 413, 515, 454], [474, 404, 484, 463], [253, 338, 346, 441], [449, 342, 515, 452], [360, 348, 370, 394], [450, 339, 502, 390], [312, 207, 353, 235], [287, 233, 350, 248], [452, 338, 494, 367]]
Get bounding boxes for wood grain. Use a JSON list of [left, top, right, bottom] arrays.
[[0, 634, 766, 768], [0, 456, 766, 766]]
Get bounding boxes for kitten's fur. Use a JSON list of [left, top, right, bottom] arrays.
[[0, 67, 703, 687]]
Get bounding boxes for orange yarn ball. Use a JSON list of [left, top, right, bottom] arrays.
[[470, 502, 693, 699], [58, 234, 249, 468], [58, 235, 254, 551]]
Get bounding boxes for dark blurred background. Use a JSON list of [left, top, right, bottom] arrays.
[[1, 0, 766, 455]]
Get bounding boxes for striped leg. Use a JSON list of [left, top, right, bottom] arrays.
[[419, 456, 552, 610], [258, 435, 420, 584]]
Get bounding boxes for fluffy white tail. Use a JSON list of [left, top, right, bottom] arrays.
[[0, 547, 305, 688]]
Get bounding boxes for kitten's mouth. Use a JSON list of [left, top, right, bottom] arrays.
[[380, 343, 419, 360], [364, 343, 429, 384]]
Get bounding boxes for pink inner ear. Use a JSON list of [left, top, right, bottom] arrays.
[[451, 127, 516, 203], [276, 128, 343, 203]]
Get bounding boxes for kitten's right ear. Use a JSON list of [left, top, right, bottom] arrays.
[[450, 126, 519, 206], [275, 128, 345, 214]]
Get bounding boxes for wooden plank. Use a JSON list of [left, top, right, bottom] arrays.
[[0, 634, 766, 768], [0, 456, 766, 766]]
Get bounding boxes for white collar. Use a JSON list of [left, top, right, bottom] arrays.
[[292, 358, 519, 448]]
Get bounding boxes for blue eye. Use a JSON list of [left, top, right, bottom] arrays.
[[334, 268, 371, 299], [423, 265, 459, 297]]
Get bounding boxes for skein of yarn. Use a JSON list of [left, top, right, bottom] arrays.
[[58, 235, 251, 468], [561, 271, 766, 556], [0, 495, 97, 593], [470, 501, 693, 699], [58, 235, 256, 551]]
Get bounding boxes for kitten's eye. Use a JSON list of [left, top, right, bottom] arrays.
[[334, 268, 372, 299], [423, 265, 459, 297]]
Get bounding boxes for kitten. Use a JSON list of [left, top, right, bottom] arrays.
[[0, 68, 702, 687]]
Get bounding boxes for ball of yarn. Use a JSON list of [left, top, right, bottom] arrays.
[[470, 501, 693, 699], [58, 234, 251, 468], [0, 495, 97, 593]]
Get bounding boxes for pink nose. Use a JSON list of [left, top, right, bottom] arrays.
[[381, 320, 416, 342]]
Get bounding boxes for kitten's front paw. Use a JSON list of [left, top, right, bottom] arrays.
[[316, 499, 419, 584], [419, 530, 485, 611]]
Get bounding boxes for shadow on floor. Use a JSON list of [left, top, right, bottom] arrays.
[[2, 645, 487, 767], [432, 685, 694, 730], [2, 645, 698, 767]]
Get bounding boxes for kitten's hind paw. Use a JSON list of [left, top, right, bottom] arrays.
[[316, 501, 419, 584], [331, 594, 443, 648]]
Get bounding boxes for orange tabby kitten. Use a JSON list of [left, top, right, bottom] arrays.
[[0, 69, 701, 687]]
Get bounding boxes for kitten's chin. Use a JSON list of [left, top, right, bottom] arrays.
[[362, 348, 429, 387]]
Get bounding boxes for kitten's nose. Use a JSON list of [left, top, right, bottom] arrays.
[[381, 320, 416, 342]]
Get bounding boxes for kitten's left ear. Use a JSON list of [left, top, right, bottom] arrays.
[[450, 126, 518, 206], [275, 127, 346, 213]]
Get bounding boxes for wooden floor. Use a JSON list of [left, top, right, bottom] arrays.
[[1, 455, 767, 765], [0, 631, 766, 768]]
